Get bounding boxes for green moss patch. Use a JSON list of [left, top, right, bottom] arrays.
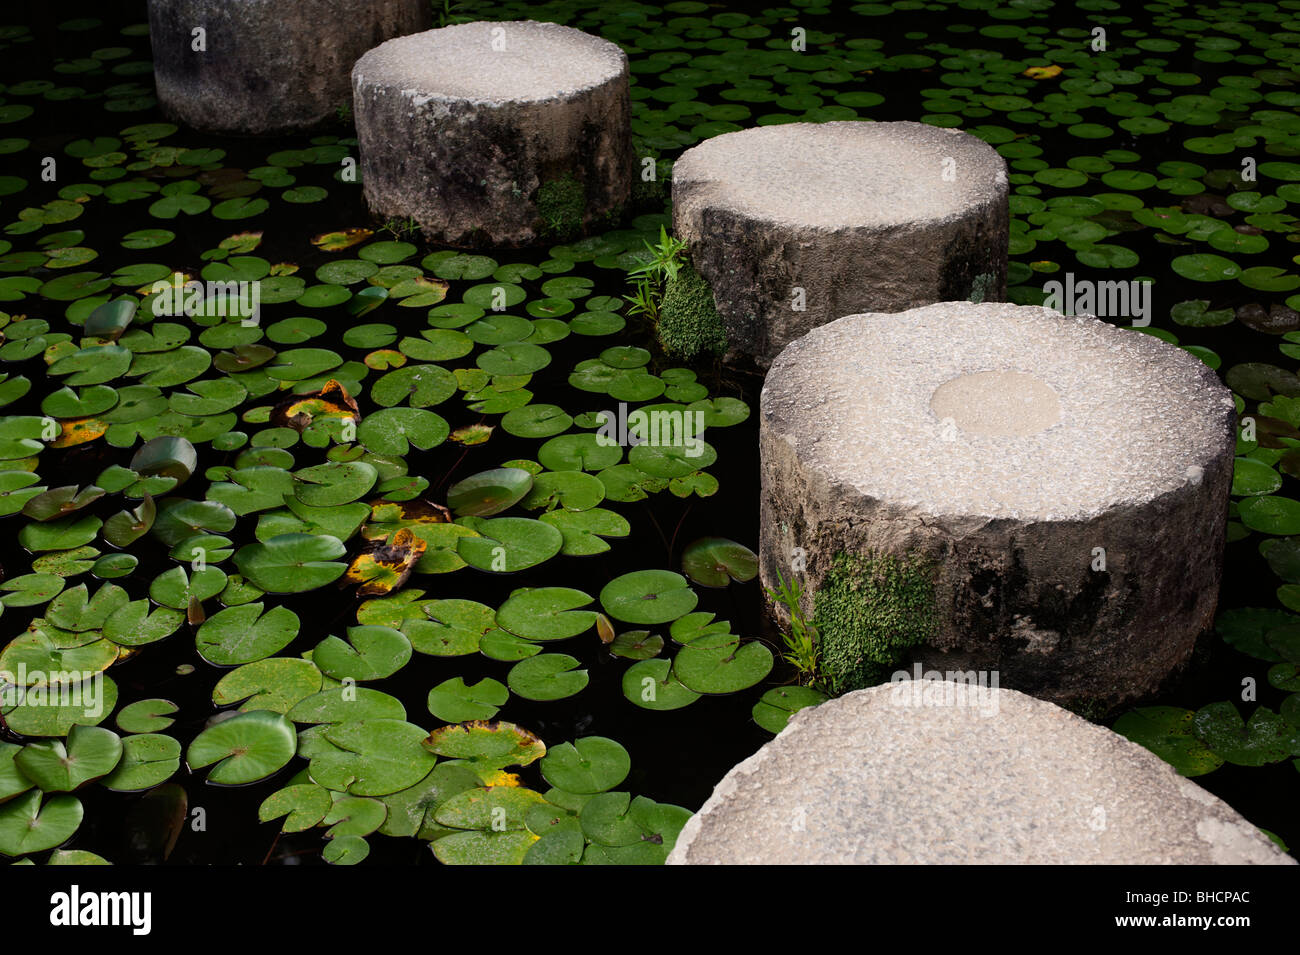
[[812, 551, 939, 694], [657, 261, 726, 361], [537, 175, 585, 239]]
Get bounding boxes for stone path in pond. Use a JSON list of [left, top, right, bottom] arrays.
[[139, 14, 1263, 865], [668, 683, 1292, 865], [758, 301, 1236, 709]]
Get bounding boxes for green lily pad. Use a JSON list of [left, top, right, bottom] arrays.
[[681, 537, 758, 587], [307, 719, 437, 796], [673, 633, 774, 694], [15, 724, 122, 792], [357, 407, 449, 455], [422, 720, 545, 772], [609, 630, 664, 660], [102, 733, 181, 791], [496, 587, 596, 641], [187, 710, 296, 784], [313, 626, 412, 682], [600, 570, 698, 625], [195, 602, 300, 665], [1113, 706, 1225, 777], [540, 737, 630, 794], [259, 783, 332, 833], [456, 517, 563, 572], [115, 698, 178, 733], [233, 533, 347, 592], [622, 658, 701, 711], [213, 657, 322, 713], [752, 686, 828, 734], [426, 677, 509, 723], [1192, 702, 1300, 766], [0, 792, 83, 857], [507, 653, 589, 701], [446, 467, 533, 517]]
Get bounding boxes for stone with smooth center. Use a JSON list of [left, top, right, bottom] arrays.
[[758, 301, 1236, 706], [352, 20, 634, 248], [671, 121, 1009, 368], [930, 370, 1062, 437], [667, 684, 1292, 865]]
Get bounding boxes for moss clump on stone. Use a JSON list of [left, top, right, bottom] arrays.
[[812, 551, 939, 694], [657, 261, 727, 361], [537, 175, 585, 238]]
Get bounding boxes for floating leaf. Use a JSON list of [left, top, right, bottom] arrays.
[[673, 633, 774, 694], [600, 570, 698, 625], [1114, 706, 1224, 777], [496, 587, 596, 641], [426, 677, 509, 723], [507, 653, 589, 701], [681, 537, 758, 588], [233, 533, 348, 592], [446, 468, 533, 517], [195, 602, 300, 665], [187, 710, 296, 784]]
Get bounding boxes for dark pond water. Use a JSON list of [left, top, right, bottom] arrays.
[[0, 0, 1297, 864]]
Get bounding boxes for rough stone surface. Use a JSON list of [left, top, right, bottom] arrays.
[[671, 121, 1009, 369], [352, 21, 634, 248], [147, 0, 430, 135], [668, 684, 1292, 865], [759, 302, 1236, 707]]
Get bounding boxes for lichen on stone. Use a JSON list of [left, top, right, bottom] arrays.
[[812, 550, 939, 694], [537, 174, 585, 238], [657, 260, 727, 361]]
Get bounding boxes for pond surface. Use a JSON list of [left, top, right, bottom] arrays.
[[0, 0, 1297, 864]]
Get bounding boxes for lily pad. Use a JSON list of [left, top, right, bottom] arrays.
[[540, 737, 630, 794], [672, 633, 774, 694], [187, 710, 296, 784], [681, 537, 758, 587], [600, 570, 698, 625], [426, 677, 509, 723], [507, 654, 589, 701]]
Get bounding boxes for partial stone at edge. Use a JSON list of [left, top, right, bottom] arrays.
[[668, 684, 1292, 865], [352, 21, 635, 248], [758, 302, 1236, 708], [671, 121, 1009, 369], [147, 0, 431, 135]]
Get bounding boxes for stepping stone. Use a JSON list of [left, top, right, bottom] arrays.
[[758, 302, 1235, 708], [352, 21, 635, 248], [147, 0, 431, 135], [670, 121, 1009, 369], [668, 684, 1292, 865]]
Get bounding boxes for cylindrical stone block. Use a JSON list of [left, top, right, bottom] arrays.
[[147, 0, 432, 135], [671, 121, 1009, 369], [668, 685, 1291, 865], [352, 21, 635, 248], [758, 302, 1236, 709]]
